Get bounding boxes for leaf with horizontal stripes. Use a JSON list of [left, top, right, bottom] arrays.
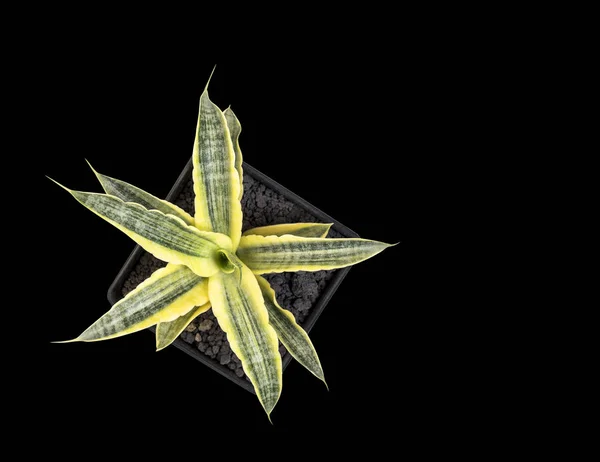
[[86, 160, 194, 225], [243, 223, 332, 239], [192, 78, 242, 249], [208, 264, 282, 420], [256, 276, 326, 387], [49, 179, 232, 277], [237, 235, 394, 274], [57, 264, 209, 342], [223, 107, 244, 201], [156, 302, 211, 351]]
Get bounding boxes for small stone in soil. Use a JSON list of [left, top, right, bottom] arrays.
[[212, 345, 220, 354], [198, 319, 213, 332], [235, 368, 244, 378], [292, 274, 318, 297], [219, 354, 231, 365], [293, 298, 311, 312], [186, 323, 197, 332], [194, 333, 202, 343], [182, 332, 194, 344], [270, 275, 285, 288]]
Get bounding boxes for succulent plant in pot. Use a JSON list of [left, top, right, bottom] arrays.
[[50, 72, 395, 421]]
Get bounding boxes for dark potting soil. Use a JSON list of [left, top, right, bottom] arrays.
[[121, 174, 341, 380]]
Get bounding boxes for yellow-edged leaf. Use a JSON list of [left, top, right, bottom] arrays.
[[58, 264, 208, 342], [50, 179, 232, 277], [192, 79, 242, 249], [223, 107, 244, 201], [243, 223, 333, 239], [156, 302, 211, 351], [256, 276, 326, 387], [237, 235, 393, 274], [208, 264, 282, 420], [86, 160, 194, 225]]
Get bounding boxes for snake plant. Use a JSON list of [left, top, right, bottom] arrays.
[[51, 72, 394, 421]]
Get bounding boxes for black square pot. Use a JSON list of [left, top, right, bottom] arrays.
[[107, 159, 358, 393]]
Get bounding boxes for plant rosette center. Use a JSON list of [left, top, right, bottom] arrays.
[[216, 248, 243, 275]]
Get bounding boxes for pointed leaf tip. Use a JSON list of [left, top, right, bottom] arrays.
[[203, 65, 217, 94], [84, 159, 100, 177], [51, 338, 80, 344], [46, 176, 72, 193]]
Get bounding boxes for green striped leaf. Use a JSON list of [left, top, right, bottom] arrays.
[[86, 160, 194, 225], [256, 276, 326, 387], [237, 235, 394, 274], [223, 107, 244, 201], [193, 80, 243, 249], [50, 179, 232, 277], [156, 302, 211, 351], [243, 223, 332, 239], [209, 264, 282, 420], [57, 264, 208, 342]]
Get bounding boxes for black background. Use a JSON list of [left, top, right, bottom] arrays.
[[30, 57, 423, 434]]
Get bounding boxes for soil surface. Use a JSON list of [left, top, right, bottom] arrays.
[[122, 173, 340, 380]]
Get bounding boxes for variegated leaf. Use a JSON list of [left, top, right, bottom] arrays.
[[208, 264, 282, 420], [57, 264, 208, 342], [243, 223, 332, 239], [193, 77, 242, 249], [49, 179, 232, 277], [156, 302, 212, 351], [256, 276, 326, 387], [223, 107, 244, 201], [86, 160, 194, 225], [237, 235, 393, 274]]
